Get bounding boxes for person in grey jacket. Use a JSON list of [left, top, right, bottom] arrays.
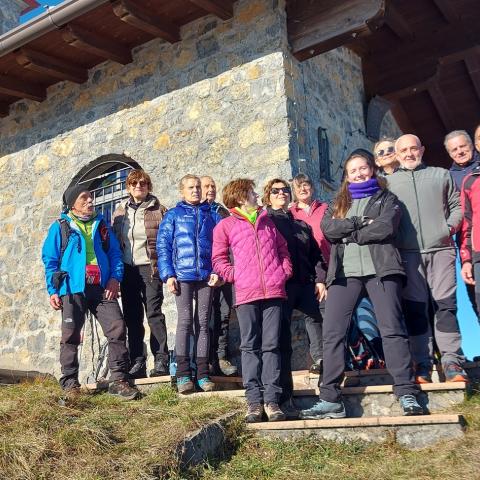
[[388, 134, 467, 383]]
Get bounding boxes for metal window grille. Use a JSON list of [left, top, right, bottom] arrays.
[[77, 164, 133, 224], [318, 127, 331, 182]]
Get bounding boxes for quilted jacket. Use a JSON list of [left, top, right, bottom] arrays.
[[212, 209, 292, 306], [156, 201, 222, 282]]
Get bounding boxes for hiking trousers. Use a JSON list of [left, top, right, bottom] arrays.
[[209, 283, 233, 364], [121, 264, 168, 365], [401, 250, 464, 368], [320, 275, 418, 403], [175, 281, 213, 379], [59, 284, 129, 389], [236, 299, 282, 405]]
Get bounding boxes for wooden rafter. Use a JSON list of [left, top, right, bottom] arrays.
[[0, 75, 45, 101], [288, 0, 385, 61], [112, 0, 180, 43], [187, 0, 233, 21], [433, 0, 459, 24], [15, 48, 88, 84], [384, 2, 412, 40], [62, 24, 132, 65], [428, 82, 455, 131], [465, 53, 480, 102]]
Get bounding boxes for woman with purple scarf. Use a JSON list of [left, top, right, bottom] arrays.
[[300, 150, 424, 420]]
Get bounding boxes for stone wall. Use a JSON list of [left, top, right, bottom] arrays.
[[0, 0, 26, 35], [0, 0, 401, 379]]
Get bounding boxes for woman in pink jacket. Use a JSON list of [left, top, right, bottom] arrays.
[[212, 178, 292, 423]]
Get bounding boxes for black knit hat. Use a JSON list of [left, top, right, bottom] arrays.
[[63, 184, 90, 210]]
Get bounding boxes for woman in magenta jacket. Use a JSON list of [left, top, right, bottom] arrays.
[[212, 178, 292, 424]]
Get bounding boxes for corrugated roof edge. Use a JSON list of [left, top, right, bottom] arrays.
[[0, 0, 108, 57]]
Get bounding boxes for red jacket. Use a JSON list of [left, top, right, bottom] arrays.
[[212, 209, 292, 306], [460, 167, 480, 264], [289, 200, 331, 263]]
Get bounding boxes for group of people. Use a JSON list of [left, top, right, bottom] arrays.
[[41, 125, 480, 423]]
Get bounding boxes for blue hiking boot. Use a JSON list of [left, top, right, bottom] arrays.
[[443, 363, 468, 383], [399, 394, 424, 416], [198, 377, 215, 392], [414, 363, 432, 384], [299, 399, 346, 420], [177, 376, 194, 394]]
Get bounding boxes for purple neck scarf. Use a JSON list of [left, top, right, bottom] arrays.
[[348, 178, 380, 199]]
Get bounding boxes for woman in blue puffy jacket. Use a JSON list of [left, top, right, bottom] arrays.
[[157, 174, 223, 393]]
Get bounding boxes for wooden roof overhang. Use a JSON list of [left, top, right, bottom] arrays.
[[287, 0, 480, 167]]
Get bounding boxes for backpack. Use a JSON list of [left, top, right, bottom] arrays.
[[345, 297, 385, 371]]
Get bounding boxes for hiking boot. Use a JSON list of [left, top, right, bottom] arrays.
[[108, 380, 139, 401], [414, 364, 432, 384], [444, 363, 469, 382], [128, 360, 147, 379], [399, 394, 424, 416], [309, 359, 323, 376], [265, 402, 286, 422], [299, 399, 346, 420], [177, 376, 194, 394], [280, 397, 299, 420], [219, 359, 238, 376], [198, 377, 215, 392], [245, 403, 264, 423], [150, 357, 170, 377]]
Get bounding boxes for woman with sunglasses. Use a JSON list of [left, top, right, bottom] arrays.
[[112, 169, 169, 379], [300, 151, 424, 420], [374, 137, 399, 175], [263, 178, 327, 419]]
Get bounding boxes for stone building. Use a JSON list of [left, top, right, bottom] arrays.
[[0, 0, 478, 379]]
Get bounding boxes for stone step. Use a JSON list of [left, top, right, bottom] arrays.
[[185, 382, 467, 417], [247, 414, 465, 449]]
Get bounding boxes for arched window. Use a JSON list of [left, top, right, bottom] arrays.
[[318, 127, 331, 182], [69, 154, 141, 224]]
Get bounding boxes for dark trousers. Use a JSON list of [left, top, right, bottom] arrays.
[[236, 299, 282, 405], [175, 281, 213, 379], [209, 283, 233, 364], [59, 284, 129, 389], [280, 282, 323, 402], [120, 264, 168, 364], [320, 276, 418, 403]]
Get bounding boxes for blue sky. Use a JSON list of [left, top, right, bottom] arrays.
[[20, 0, 64, 23]]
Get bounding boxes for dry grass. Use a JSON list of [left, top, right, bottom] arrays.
[[195, 390, 480, 480], [0, 379, 240, 480]]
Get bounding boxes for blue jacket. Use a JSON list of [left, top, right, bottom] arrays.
[[156, 201, 222, 282], [449, 157, 480, 191], [42, 213, 124, 296]]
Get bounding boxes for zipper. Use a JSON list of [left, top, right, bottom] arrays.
[[253, 219, 267, 297], [354, 200, 364, 275], [195, 206, 200, 278], [411, 170, 425, 250], [131, 207, 137, 266]]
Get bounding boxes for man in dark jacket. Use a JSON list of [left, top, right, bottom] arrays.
[[42, 185, 139, 399], [388, 134, 466, 384], [201, 176, 237, 376], [445, 130, 479, 316]]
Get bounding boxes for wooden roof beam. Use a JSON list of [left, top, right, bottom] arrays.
[[0, 101, 10, 117], [15, 48, 88, 84], [433, 0, 459, 24], [465, 53, 480, 102], [428, 82, 455, 131], [288, 0, 385, 61], [384, 2, 413, 40], [62, 24, 132, 65], [112, 0, 180, 43], [0, 75, 46, 102], [187, 0, 233, 21]]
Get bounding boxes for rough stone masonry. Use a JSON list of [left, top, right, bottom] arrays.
[[0, 0, 400, 380]]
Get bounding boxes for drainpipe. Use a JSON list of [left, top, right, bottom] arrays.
[[0, 0, 109, 56]]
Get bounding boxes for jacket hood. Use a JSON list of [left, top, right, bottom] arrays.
[[176, 200, 210, 211], [450, 158, 479, 172]]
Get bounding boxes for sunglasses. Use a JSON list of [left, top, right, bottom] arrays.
[[375, 146, 395, 157], [270, 187, 291, 195], [130, 180, 148, 187]]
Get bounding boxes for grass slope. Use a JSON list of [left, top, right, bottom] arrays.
[[0, 380, 239, 480]]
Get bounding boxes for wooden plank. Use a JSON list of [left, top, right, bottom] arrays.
[[465, 54, 480, 102], [187, 0, 233, 20], [15, 48, 88, 84], [433, 0, 459, 24], [62, 24, 132, 65], [0, 75, 46, 101], [112, 0, 180, 43], [428, 82, 455, 131], [384, 2, 413, 40], [288, 0, 385, 60], [247, 414, 463, 431]]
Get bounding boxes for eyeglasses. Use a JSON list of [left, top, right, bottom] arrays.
[[375, 146, 395, 157], [270, 187, 291, 195], [130, 180, 147, 187]]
